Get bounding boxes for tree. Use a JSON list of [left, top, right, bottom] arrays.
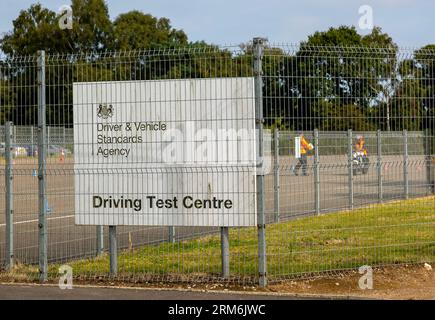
[[415, 45, 435, 131], [0, 0, 115, 55], [0, 1, 194, 125], [0, 4, 70, 55], [274, 26, 398, 130], [113, 11, 187, 50], [0, 79, 15, 124], [70, 0, 114, 52]]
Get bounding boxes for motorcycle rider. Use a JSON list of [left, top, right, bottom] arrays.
[[353, 134, 370, 175], [293, 132, 314, 176], [355, 135, 367, 155]]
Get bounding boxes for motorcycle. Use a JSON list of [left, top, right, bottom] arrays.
[[352, 150, 370, 175]]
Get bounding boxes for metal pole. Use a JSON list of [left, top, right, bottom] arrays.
[[430, 128, 432, 195], [96, 226, 104, 255], [30, 126, 34, 156], [424, 128, 434, 194], [253, 37, 267, 287], [377, 130, 383, 202], [314, 129, 320, 215], [220, 227, 230, 278], [348, 129, 354, 210], [37, 50, 48, 282], [109, 226, 117, 276], [273, 127, 280, 222], [403, 130, 409, 199], [47, 126, 50, 151], [168, 226, 176, 243], [5, 121, 14, 270], [13, 126, 16, 145], [63, 126, 66, 149]]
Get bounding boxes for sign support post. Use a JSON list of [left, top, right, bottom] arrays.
[[220, 227, 230, 278], [96, 226, 104, 255], [109, 226, 117, 276]]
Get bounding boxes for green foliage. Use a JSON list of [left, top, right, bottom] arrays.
[[0, 79, 15, 124], [0, 2, 433, 132], [0, 1, 185, 55], [415, 45, 435, 131], [316, 101, 377, 131], [70, 0, 114, 52], [113, 11, 187, 50], [0, 4, 70, 55], [274, 26, 399, 130]]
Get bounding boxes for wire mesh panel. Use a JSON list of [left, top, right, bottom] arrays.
[[0, 56, 43, 268], [264, 44, 434, 280], [42, 46, 259, 283], [0, 42, 434, 284]]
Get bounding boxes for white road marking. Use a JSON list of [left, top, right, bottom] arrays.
[[0, 215, 74, 228]]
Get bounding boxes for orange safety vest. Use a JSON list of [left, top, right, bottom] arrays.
[[355, 139, 367, 155], [300, 137, 312, 154]]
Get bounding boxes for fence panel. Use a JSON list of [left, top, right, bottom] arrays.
[[0, 43, 434, 284], [44, 47, 258, 283], [263, 44, 434, 280]]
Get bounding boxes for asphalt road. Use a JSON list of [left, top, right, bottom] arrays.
[[0, 284, 347, 300], [0, 154, 432, 266]]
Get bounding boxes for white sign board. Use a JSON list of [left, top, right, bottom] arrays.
[[294, 137, 301, 159], [73, 78, 257, 227]]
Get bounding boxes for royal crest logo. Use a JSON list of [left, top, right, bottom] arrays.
[[97, 104, 113, 119]]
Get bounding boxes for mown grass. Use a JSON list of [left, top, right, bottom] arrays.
[[9, 196, 435, 281]]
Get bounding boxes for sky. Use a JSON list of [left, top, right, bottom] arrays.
[[0, 0, 434, 48]]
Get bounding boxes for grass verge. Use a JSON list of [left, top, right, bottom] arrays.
[[4, 196, 435, 282]]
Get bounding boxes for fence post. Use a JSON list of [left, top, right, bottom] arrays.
[[47, 126, 50, 150], [347, 129, 354, 210], [424, 128, 434, 194], [37, 50, 48, 282], [253, 37, 267, 287], [314, 129, 320, 215], [5, 121, 14, 270], [30, 127, 34, 156], [377, 130, 383, 202], [96, 226, 104, 255], [220, 227, 230, 278], [403, 130, 409, 199], [109, 226, 117, 276], [273, 127, 280, 222], [63, 126, 66, 148], [12, 125, 16, 145], [168, 226, 176, 243]]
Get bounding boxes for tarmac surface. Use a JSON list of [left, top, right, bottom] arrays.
[[0, 283, 343, 300]]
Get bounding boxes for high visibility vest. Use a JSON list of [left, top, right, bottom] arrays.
[[355, 140, 367, 155], [355, 140, 365, 151], [300, 137, 313, 154]]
